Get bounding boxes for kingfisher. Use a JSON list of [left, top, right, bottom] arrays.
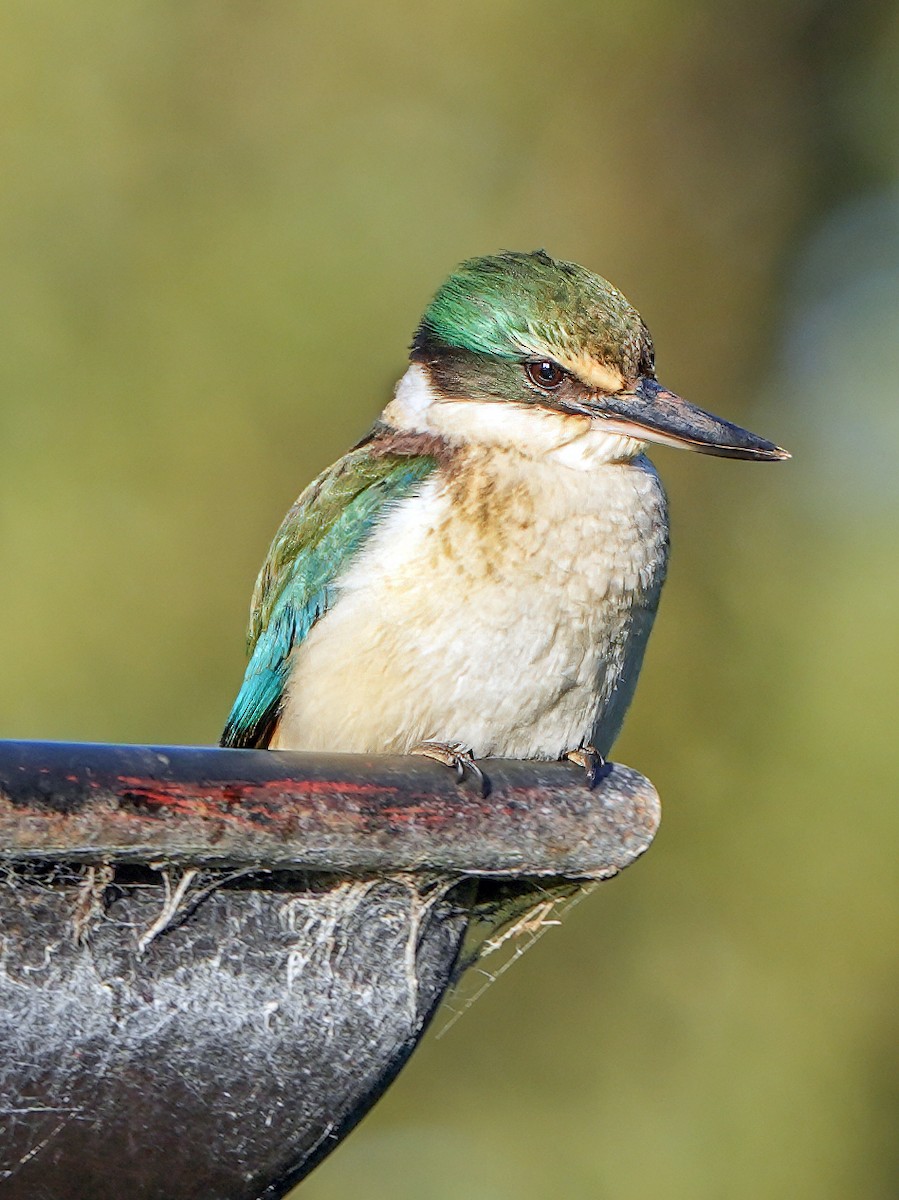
[[221, 251, 787, 782]]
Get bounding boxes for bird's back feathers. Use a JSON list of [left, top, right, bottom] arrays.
[[220, 429, 447, 748]]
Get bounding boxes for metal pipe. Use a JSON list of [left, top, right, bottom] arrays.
[[0, 740, 659, 879]]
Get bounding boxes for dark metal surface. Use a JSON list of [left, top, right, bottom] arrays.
[[0, 742, 661, 1199], [0, 864, 472, 1200], [0, 741, 660, 878]]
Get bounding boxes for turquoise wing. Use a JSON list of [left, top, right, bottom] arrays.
[[221, 442, 439, 748]]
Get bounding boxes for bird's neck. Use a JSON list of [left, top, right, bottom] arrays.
[[383, 364, 648, 470]]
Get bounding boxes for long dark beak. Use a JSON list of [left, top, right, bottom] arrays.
[[585, 378, 790, 461]]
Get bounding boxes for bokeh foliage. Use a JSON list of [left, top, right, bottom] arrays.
[[0, 1, 897, 1196]]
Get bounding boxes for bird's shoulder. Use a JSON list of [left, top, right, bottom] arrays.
[[221, 423, 451, 748], [248, 423, 452, 648]]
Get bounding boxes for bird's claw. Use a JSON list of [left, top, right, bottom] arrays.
[[564, 745, 606, 789], [411, 741, 490, 798]]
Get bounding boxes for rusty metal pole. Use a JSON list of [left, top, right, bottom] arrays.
[[0, 741, 660, 1200]]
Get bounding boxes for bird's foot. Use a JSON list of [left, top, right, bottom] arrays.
[[563, 744, 606, 789], [411, 740, 490, 798]]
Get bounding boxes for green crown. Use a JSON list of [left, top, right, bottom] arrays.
[[413, 249, 652, 374]]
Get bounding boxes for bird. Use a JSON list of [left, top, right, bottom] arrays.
[[221, 250, 787, 783]]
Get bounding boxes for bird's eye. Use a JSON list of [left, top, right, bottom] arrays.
[[525, 360, 565, 389]]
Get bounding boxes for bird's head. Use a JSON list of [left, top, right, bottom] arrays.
[[387, 250, 788, 466]]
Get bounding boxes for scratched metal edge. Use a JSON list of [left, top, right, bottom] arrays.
[[0, 741, 661, 880], [0, 868, 476, 1199], [256, 880, 480, 1199]]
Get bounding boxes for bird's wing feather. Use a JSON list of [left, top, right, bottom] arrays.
[[221, 437, 441, 748]]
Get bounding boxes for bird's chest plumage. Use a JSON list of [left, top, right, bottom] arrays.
[[274, 449, 668, 758]]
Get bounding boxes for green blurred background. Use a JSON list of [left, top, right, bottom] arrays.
[[1, 1, 897, 1196]]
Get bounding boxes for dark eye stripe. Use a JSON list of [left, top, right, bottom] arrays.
[[525, 360, 565, 390]]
